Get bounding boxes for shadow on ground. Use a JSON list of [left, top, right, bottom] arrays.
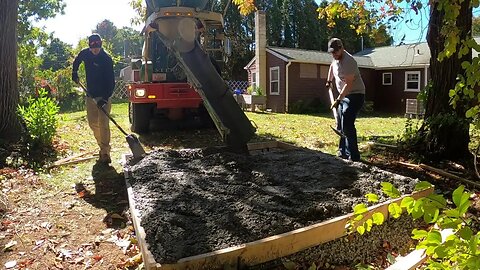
[[74, 161, 129, 228]]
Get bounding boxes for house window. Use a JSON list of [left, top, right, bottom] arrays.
[[382, 72, 392, 85], [405, 71, 421, 92], [320, 66, 329, 79], [251, 72, 257, 88], [300, 63, 317, 78], [270, 66, 280, 95]]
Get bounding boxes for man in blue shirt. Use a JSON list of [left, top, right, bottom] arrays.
[[326, 38, 365, 162], [72, 34, 115, 164]]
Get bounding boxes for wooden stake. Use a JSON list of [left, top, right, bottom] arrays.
[[418, 164, 480, 189], [398, 161, 480, 189], [50, 155, 98, 168]]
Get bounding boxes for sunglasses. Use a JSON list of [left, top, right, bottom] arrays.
[[89, 40, 102, 48]]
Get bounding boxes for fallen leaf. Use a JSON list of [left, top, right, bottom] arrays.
[[18, 259, 34, 268], [4, 240, 17, 252], [41, 221, 53, 230], [35, 239, 45, 246], [110, 213, 124, 220], [123, 253, 142, 268], [59, 249, 73, 259], [4, 260, 17, 269], [115, 239, 131, 249], [92, 255, 103, 261], [72, 257, 84, 264]]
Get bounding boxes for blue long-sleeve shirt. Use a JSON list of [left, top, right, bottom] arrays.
[[72, 48, 115, 99]]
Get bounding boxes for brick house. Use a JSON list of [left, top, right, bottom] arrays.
[[245, 37, 430, 114], [245, 11, 479, 114]]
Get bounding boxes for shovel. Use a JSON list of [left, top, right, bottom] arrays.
[[78, 82, 146, 160], [328, 86, 346, 138]]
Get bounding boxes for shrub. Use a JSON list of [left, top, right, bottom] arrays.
[[246, 85, 265, 96], [18, 88, 59, 148], [289, 98, 328, 114], [348, 182, 480, 269]]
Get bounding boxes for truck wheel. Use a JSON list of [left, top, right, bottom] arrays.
[[199, 104, 215, 128], [129, 103, 152, 133]]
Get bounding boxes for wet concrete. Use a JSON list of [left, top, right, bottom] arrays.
[[125, 147, 419, 264]]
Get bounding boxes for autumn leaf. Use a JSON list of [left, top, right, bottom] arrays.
[[93, 255, 103, 261], [3, 240, 17, 252]]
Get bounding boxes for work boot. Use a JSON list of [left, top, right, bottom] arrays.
[[336, 150, 347, 159], [99, 154, 111, 164]]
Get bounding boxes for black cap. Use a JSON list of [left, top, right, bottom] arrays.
[[327, 38, 343, 53], [88, 34, 102, 48]]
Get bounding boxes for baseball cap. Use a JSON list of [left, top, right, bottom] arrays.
[[88, 34, 102, 48], [327, 38, 343, 53]]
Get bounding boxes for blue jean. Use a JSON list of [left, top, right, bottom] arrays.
[[336, 93, 365, 161]]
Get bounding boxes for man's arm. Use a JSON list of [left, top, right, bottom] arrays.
[[326, 64, 333, 88], [72, 50, 85, 83], [337, 74, 355, 99], [105, 56, 115, 99]]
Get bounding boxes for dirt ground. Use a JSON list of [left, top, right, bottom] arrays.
[[126, 146, 420, 265], [0, 162, 141, 270]]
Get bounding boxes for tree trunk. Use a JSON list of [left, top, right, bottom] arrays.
[[0, 0, 21, 143], [417, 0, 472, 160]]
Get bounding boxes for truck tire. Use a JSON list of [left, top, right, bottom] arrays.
[[129, 103, 152, 133]]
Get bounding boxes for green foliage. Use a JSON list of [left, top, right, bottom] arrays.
[[40, 36, 73, 71], [18, 88, 59, 148], [17, 0, 65, 98], [381, 182, 401, 198], [399, 118, 422, 145], [36, 69, 84, 112], [18, 27, 48, 101], [348, 181, 480, 269], [288, 99, 328, 114], [474, 16, 480, 37], [246, 85, 265, 96]]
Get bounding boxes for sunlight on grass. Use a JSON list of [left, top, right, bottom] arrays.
[[46, 102, 409, 188], [48, 103, 133, 188], [246, 112, 407, 155]]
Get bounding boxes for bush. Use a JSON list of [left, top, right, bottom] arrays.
[[349, 182, 480, 269], [289, 98, 328, 114], [18, 88, 59, 148], [246, 85, 265, 96]]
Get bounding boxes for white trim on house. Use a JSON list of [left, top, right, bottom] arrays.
[[244, 57, 256, 70], [372, 65, 429, 71], [251, 72, 257, 88], [382, 72, 392, 85], [404, 71, 421, 92], [265, 48, 290, 62], [285, 61, 292, 112], [269, 66, 280, 95]]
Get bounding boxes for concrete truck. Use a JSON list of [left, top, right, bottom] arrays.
[[128, 0, 255, 151]]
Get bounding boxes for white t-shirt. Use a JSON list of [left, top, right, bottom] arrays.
[[331, 51, 365, 95]]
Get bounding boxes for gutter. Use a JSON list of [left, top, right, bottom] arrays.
[[285, 61, 292, 113]]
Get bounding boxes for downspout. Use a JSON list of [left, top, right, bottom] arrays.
[[285, 61, 292, 113], [424, 65, 428, 87]]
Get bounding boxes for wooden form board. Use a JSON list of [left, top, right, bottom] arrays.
[[123, 141, 434, 270]]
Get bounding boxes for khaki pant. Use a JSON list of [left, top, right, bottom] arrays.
[[86, 97, 112, 157]]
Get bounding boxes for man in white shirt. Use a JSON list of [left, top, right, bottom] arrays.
[[326, 38, 365, 161]]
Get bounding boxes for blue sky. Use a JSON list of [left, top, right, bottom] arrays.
[[37, 0, 479, 47]]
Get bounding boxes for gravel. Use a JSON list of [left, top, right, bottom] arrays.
[[125, 146, 420, 265]]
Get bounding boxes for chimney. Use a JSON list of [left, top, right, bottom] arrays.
[[255, 11, 267, 94]]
